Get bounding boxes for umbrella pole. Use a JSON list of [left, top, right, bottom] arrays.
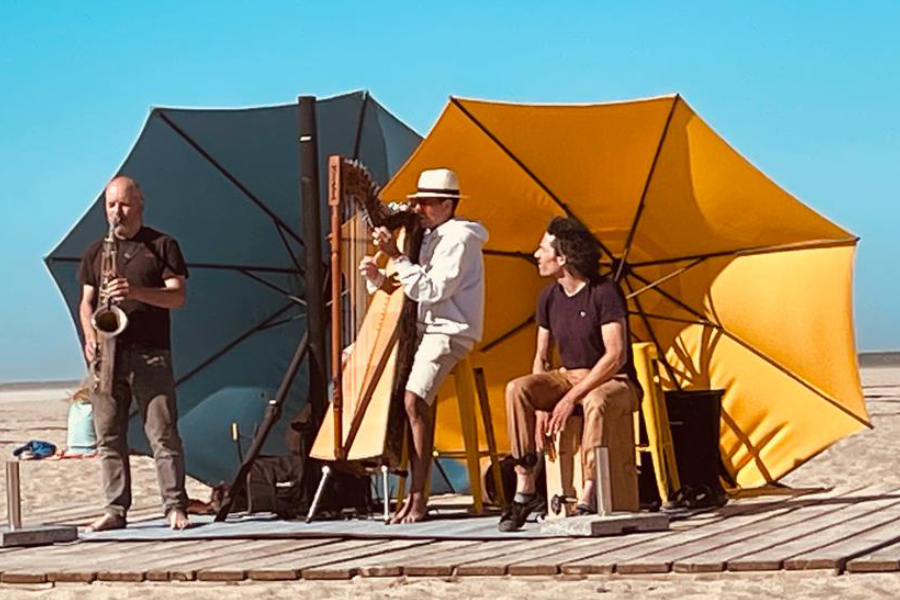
[[298, 95, 329, 429], [214, 332, 311, 521]]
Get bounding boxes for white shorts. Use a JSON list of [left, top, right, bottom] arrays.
[[405, 331, 471, 406]]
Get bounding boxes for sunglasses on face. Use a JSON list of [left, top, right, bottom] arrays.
[[415, 197, 451, 207]]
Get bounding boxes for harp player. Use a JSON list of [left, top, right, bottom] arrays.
[[359, 168, 488, 524]]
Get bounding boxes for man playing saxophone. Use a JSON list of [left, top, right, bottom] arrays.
[[78, 175, 191, 531]]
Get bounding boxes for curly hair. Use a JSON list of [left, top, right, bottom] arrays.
[[547, 217, 601, 282]]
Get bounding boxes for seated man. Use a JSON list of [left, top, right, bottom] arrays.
[[360, 168, 488, 524], [501, 217, 642, 532]]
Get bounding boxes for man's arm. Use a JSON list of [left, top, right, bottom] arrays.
[[547, 319, 628, 434], [532, 325, 554, 449], [374, 226, 473, 304], [106, 275, 187, 309], [532, 326, 553, 374], [79, 284, 98, 362]]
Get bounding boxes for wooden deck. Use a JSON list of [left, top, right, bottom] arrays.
[[3, 485, 900, 584]]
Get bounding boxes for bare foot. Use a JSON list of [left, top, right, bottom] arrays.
[[85, 513, 127, 532], [398, 494, 428, 524], [167, 508, 190, 530], [390, 498, 412, 524]]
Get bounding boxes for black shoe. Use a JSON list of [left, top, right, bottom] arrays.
[[575, 502, 594, 516], [498, 494, 546, 532]]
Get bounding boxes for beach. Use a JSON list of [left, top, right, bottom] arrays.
[[0, 364, 898, 598]]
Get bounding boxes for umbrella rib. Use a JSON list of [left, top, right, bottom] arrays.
[[625, 257, 707, 300], [629, 237, 859, 268], [155, 109, 306, 255], [450, 97, 615, 261], [629, 310, 709, 328], [274, 224, 306, 275], [629, 269, 713, 324], [175, 301, 298, 387], [615, 95, 680, 282], [258, 313, 306, 332], [237, 269, 306, 306], [717, 325, 873, 429], [628, 271, 872, 429], [623, 277, 683, 391], [480, 316, 535, 353]]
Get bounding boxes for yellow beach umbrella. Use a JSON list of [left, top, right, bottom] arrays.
[[381, 94, 867, 488]]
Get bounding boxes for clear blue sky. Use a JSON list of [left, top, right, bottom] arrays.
[[1, 1, 897, 382]]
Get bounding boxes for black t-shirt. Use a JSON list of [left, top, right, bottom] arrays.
[[78, 226, 188, 350], [536, 278, 639, 386]]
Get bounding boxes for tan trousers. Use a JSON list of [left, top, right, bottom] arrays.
[[505, 369, 640, 512]]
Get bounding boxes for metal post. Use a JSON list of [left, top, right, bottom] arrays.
[[305, 465, 331, 523], [6, 461, 22, 530], [594, 446, 612, 516], [298, 96, 328, 428], [381, 465, 390, 524]]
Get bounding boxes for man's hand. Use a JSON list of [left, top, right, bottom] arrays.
[[359, 256, 385, 287], [104, 277, 131, 302], [84, 338, 97, 363], [372, 226, 401, 259], [548, 397, 576, 435], [535, 410, 550, 452]]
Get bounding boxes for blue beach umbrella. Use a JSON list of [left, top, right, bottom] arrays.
[[45, 91, 421, 486]]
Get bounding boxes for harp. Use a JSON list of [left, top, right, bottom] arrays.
[[309, 156, 422, 470]]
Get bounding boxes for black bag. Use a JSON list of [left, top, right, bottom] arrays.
[[227, 456, 305, 519]]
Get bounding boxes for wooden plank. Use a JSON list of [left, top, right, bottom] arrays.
[[51, 541, 216, 583], [245, 539, 416, 581], [196, 538, 342, 581], [456, 539, 579, 576], [316, 539, 483, 578], [785, 504, 900, 572], [2, 541, 148, 584], [508, 537, 643, 575], [672, 486, 875, 573], [142, 539, 270, 581], [302, 539, 437, 580], [0, 541, 118, 584], [97, 540, 224, 582], [297, 539, 472, 578], [729, 489, 900, 572], [395, 539, 560, 577], [847, 539, 900, 573], [562, 493, 814, 574], [244, 539, 385, 580]]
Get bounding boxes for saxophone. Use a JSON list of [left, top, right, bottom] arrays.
[[90, 218, 129, 395]]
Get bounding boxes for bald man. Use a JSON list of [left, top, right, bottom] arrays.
[[78, 176, 190, 531]]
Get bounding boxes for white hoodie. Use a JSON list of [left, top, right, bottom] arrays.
[[390, 218, 489, 346]]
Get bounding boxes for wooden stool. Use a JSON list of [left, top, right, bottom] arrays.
[[545, 342, 680, 517]]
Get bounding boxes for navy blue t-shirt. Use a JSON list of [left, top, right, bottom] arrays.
[[536, 278, 639, 385]]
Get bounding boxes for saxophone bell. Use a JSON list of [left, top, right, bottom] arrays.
[[92, 304, 128, 338]]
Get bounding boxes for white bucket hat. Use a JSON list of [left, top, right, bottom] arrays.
[[406, 168, 467, 200]]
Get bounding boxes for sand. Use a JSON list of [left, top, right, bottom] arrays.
[[1, 366, 899, 598]]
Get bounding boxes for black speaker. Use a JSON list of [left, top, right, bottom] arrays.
[[665, 389, 726, 506], [637, 389, 727, 508]]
